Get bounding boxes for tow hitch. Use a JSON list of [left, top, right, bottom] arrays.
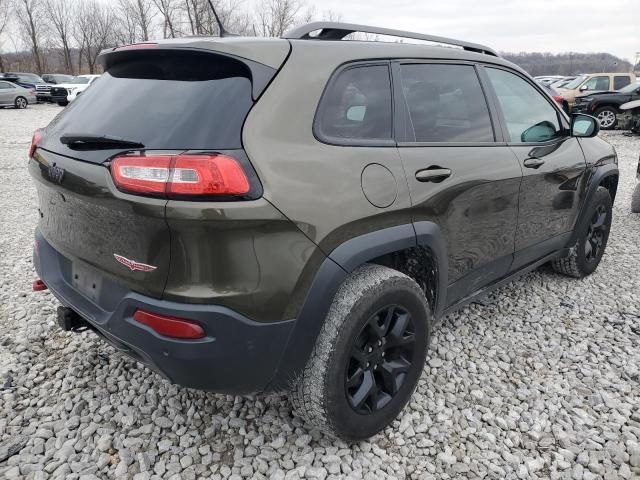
[[56, 306, 89, 332]]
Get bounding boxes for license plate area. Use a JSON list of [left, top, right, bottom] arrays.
[[72, 262, 103, 303]]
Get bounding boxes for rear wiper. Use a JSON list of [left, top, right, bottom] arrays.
[[60, 133, 145, 150]]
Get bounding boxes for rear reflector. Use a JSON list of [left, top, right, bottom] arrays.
[[29, 129, 42, 158], [32, 279, 47, 291], [111, 154, 250, 198], [133, 310, 206, 339]]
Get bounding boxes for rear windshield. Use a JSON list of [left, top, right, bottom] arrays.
[[46, 51, 254, 150]]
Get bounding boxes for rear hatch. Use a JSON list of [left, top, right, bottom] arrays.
[[31, 43, 286, 300]]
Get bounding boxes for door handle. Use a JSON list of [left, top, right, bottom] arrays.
[[415, 168, 452, 182], [523, 158, 545, 169]]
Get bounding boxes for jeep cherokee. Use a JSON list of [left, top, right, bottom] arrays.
[[29, 22, 618, 440]]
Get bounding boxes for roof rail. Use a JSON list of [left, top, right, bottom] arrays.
[[282, 22, 499, 57]]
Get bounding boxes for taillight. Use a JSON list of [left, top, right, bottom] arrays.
[[133, 310, 205, 339], [553, 95, 564, 104], [29, 129, 42, 158], [111, 153, 250, 198]]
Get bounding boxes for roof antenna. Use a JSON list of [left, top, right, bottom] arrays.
[[206, 0, 237, 37]]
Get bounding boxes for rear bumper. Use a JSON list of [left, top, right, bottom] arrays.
[[34, 229, 296, 394]]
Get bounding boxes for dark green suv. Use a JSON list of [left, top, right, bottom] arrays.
[[29, 22, 618, 440]]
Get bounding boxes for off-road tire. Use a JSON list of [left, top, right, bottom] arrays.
[[552, 186, 612, 278], [594, 106, 618, 130], [292, 264, 431, 441], [632, 184, 640, 213]]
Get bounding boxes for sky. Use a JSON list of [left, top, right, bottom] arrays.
[[303, 0, 640, 64]]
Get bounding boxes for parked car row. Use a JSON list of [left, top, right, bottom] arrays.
[[0, 79, 36, 108], [573, 82, 640, 129], [0, 72, 100, 108]]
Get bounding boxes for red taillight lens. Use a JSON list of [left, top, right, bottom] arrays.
[[133, 310, 205, 339], [111, 154, 250, 198], [32, 279, 47, 291], [553, 95, 563, 104], [29, 129, 42, 158]]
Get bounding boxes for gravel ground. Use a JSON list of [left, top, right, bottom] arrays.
[[1, 103, 640, 480]]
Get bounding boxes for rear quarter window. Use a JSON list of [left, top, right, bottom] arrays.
[[614, 76, 631, 90], [315, 64, 393, 144]]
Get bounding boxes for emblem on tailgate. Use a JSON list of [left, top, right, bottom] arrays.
[[113, 254, 157, 272], [48, 163, 65, 184]]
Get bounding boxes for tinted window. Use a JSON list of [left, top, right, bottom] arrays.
[[614, 76, 630, 90], [400, 64, 494, 142], [18, 74, 43, 83], [46, 52, 254, 150], [316, 65, 392, 141], [487, 68, 561, 144], [70, 76, 91, 84], [582, 76, 610, 91], [0, 81, 14, 89]]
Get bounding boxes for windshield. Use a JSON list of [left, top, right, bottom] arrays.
[[46, 51, 255, 151], [23, 74, 43, 82], [562, 75, 588, 90], [69, 76, 91, 84]]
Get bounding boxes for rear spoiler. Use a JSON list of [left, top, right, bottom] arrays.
[[97, 44, 279, 100]]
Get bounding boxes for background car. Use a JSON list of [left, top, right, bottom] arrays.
[[42, 74, 74, 84], [573, 82, 640, 129], [556, 72, 636, 110], [550, 76, 577, 89], [632, 156, 640, 213], [51, 74, 100, 106], [534, 75, 565, 86], [0, 72, 45, 90], [0, 79, 36, 108], [37, 74, 74, 102], [539, 82, 568, 112]]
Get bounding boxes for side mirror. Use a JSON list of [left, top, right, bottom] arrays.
[[571, 114, 600, 138], [579, 84, 588, 91]]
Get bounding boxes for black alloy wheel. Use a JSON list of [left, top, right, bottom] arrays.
[[345, 304, 415, 414], [585, 204, 608, 263]]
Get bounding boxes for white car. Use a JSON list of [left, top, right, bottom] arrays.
[[52, 75, 101, 106]]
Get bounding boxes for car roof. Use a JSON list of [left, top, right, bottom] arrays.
[[141, 35, 522, 74], [102, 23, 521, 73]]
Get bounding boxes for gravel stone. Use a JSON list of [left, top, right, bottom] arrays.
[[0, 105, 639, 479]]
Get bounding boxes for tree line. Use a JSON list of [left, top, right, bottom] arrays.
[[501, 52, 636, 76], [0, 0, 339, 74]]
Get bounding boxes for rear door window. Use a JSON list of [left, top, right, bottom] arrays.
[[614, 76, 630, 90], [46, 51, 255, 150], [399, 63, 494, 143], [315, 64, 393, 143]]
